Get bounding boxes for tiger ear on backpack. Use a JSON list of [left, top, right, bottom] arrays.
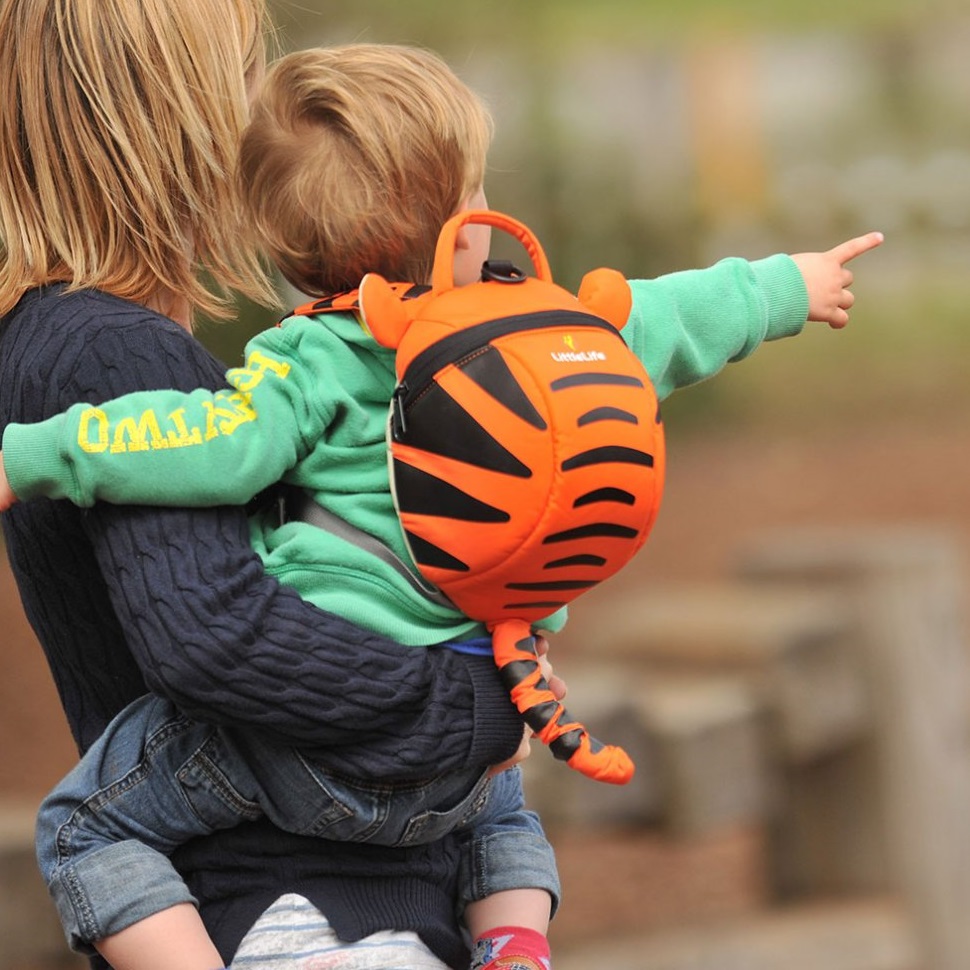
[[358, 273, 412, 350], [577, 267, 632, 331]]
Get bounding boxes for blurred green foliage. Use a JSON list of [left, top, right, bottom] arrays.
[[199, 0, 970, 441], [267, 0, 927, 44]]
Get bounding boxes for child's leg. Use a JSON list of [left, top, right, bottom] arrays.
[[465, 888, 551, 939], [95, 903, 223, 970], [35, 695, 256, 964], [467, 889, 552, 970], [457, 768, 559, 970]]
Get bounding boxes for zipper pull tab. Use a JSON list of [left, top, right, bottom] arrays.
[[391, 382, 409, 441]]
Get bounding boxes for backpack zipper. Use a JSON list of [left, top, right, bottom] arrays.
[[391, 309, 619, 440]]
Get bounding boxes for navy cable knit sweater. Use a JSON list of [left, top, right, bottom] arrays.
[[0, 285, 524, 969]]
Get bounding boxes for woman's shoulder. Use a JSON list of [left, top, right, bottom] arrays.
[[1, 285, 227, 406], [11, 285, 189, 342]]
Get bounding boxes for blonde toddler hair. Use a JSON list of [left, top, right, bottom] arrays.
[[239, 43, 494, 297], [0, 0, 275, 319]]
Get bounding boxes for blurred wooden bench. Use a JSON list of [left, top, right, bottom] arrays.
[[529, 528, 970, 970]]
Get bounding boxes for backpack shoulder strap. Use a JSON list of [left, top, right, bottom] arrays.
[[280, 487, 455, 610], [290, 284, 431, 320]]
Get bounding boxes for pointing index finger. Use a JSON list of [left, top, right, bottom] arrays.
[[828, 231, 885, 266]]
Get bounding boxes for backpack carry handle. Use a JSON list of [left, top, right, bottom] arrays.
[[431, 209, 553, 292]]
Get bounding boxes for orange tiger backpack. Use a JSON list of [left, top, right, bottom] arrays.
[[299, 210, 665, 785]]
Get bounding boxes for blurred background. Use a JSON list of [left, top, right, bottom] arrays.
[[6, 1, 970, 968]]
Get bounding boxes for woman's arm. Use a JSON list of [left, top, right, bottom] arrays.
[[87, 499, 520, 779]]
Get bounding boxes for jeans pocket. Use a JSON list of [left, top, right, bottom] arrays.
[[397, 770, 492, 847], [176, 732, 264, 831]]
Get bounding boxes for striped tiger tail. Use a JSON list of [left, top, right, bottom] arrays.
[[491, 618, 635, 785]]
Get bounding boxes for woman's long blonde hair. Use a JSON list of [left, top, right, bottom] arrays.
[[0, 0, 276, 320]]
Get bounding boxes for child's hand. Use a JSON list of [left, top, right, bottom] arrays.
[[535, 634, 567, 703], [791, 231, 884, 329], [490, 725, 534, 777], [0, 453, 18, 512]]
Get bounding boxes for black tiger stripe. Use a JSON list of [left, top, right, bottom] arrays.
[[524, 700, 562, 734], [394, 461, 510, 522], [550, 372, 645, 391], [501, 600, 568, 611], [549, 726, 586, 761], [505, 580, 598, 591], [404, 532, 469, 572], [574, 487, 636, 507], [497, 658, 539, 689], [461, 346, 547, 430], [562, 446, 654, 471], [543, 523, 639, 543], [544, 554, 608, 568], [577, 406, 639, 426], [400, 382, 531, 478]]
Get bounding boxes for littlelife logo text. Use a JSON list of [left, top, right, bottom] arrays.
[[551, 337, 606, 363]]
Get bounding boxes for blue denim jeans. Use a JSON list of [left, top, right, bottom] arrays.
[[35, 694, 559, 952]]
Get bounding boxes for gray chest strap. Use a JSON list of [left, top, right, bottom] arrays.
[[281, 488, 455, 610]]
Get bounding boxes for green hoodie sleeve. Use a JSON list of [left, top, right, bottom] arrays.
[[4, 256, 807, 506], [3, 323, 334, 507], [624, 253, 809, 401]]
